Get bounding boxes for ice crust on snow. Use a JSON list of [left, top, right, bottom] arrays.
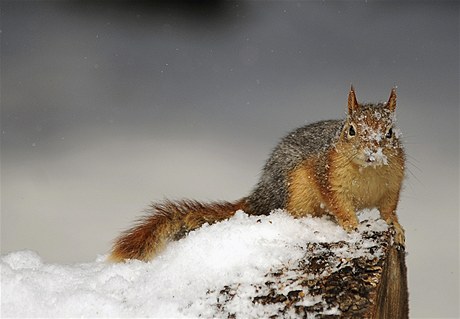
[[1, 209, 387, 318]]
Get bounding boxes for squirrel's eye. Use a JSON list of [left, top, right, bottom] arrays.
[[348, 125, 356, 137], [386, 128, 393, 139]]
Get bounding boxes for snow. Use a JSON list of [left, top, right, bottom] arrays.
[[363, 146, 389, 166], [1, 209, 387, 318]]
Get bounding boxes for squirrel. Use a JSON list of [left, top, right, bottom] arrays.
[[109, 86, 405, 262]]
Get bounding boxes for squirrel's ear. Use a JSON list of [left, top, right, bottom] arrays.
[[348, 85, 359, 114], [386, 87, 397, 112]]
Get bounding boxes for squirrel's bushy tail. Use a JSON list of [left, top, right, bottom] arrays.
[[108, 199, 246, 262]]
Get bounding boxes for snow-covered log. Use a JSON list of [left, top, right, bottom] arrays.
[[1, 210, 408, 318], [208, 221, 409, 318]]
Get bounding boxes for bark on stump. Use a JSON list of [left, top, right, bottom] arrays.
[[206, 221, 409, 318]]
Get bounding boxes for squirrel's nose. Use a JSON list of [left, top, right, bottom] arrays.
[[364, 150, 377, 163], [363, 147, 388, 166]]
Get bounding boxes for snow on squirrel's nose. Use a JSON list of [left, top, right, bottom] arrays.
[[364, 147, 388, 166]]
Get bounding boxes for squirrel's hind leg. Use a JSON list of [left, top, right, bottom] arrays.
[[379, 193, 405, 246]]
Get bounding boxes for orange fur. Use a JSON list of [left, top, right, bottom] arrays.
[[287, 138, 405, 242], [109, 199, 246, 262], [287, 159, 327, 218]]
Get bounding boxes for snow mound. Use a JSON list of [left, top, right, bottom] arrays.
[[1, 209, 387, 318]]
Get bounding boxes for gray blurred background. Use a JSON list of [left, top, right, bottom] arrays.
[[1, 1, 458, 317]]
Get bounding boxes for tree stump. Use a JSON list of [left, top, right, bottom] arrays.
[[205, 221, 408, 318]]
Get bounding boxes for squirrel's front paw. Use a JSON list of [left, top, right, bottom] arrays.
[[340, 217, 359, 233]]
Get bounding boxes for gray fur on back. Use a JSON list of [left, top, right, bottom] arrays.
[[246, 119, 344, 215]]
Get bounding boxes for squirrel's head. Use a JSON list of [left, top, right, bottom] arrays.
[[339, 86, 403, 167]]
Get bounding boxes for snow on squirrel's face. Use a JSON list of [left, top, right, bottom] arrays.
[[342, 104, 402, 168]]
